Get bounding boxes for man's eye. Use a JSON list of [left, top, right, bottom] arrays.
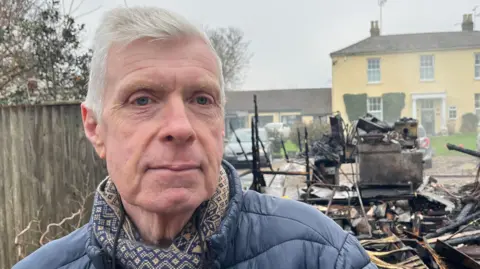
[[195, 96, 211, 105], [134, 97, 151, 106]]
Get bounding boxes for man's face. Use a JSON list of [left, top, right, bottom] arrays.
[[82, 36, 225, 214]]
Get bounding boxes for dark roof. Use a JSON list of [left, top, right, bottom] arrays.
[[225, 88, 331, 115], [330, 31, 480, 57]]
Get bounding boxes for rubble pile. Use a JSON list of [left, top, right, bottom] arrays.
[[297, 114, 480, 268]]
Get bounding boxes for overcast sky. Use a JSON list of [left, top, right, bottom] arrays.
[[69, 0, 480, 90]]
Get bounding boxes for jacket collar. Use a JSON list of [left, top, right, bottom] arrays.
[[207, 160, 244, 267], [85, 160, 244, 269]]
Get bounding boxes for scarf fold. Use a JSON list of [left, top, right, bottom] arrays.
[[91, 167, 230, 269]]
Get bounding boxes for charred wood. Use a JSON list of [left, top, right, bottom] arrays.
[[425, 211, 480, 239]]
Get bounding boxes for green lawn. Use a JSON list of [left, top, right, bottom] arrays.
[[274, 140, 299, 158], [431, 133, 476, 156], [284, 140, 298, 152], [274, 135, 478, 157]]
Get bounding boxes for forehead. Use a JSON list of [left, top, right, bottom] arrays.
[[105, 36, 220, 93]]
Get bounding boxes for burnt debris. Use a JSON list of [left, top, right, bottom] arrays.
[[240, 96, 480, 268]]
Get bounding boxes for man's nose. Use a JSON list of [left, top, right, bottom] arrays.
[[158, 97, 196, 144]]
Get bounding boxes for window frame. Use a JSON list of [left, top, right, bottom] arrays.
[[367, 97, 383, 120], [367, 58, 381, 83], [420, 55, 435, 81], [448, 106, 457, 120]]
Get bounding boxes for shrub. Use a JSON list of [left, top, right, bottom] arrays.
[[382, 92, 406, 124], [343, 93, 367, 122], [460, 113, 478, 133], [266, 129, 283, 153], [289, 120, 330, 149], [447, 121, 456, 135]]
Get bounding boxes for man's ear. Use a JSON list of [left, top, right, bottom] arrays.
[[81, 103, 106, 159]]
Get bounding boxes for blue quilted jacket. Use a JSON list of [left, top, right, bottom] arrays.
[[13, 161, 377, 269]]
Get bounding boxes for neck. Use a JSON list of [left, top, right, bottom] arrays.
[[122, 200, 195, 246]]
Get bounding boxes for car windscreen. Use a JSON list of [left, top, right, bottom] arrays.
[[229, 130, 268, 142]]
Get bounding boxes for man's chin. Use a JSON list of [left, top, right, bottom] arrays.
[[135, 188, 203, 214]]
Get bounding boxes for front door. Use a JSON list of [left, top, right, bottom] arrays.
[[421, 99, 435, 135]]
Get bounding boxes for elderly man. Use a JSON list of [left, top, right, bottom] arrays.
[[13, 6, 376, 269]]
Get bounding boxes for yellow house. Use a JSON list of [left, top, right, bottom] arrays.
[[331, 14, 480, 135]]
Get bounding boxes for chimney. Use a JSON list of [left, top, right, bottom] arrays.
[[462, 13, 474, 31], [370, 21, 380, 37]]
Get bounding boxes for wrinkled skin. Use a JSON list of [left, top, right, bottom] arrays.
[[81, 36, 225, 233]]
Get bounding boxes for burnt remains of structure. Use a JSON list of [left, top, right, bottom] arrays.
[[238, 95, 480, 267]]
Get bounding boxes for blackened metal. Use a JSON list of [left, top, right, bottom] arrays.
[[261, 171, 309, 176], [267, 168, 280, 187], [358, 186, 415, 198], [378, 219, 394, 236], [253, 96, 266, 191], [297, 127, 302, 152], [421, 222, 437, 234], [353, 176, 371, 238], [257, 136, 273, 171], [422, 216, 448, 223], [456, 203, 476, 222], [394, 118, 418, 139], [446, 143, 480, 158], [393, 118, 418, 149], [434, 240, 480, 269], [325, 188, 337, 217], [248, 96, 266, 193], [412, 213, 422, 236], [329, 115, 345, 147], [357, 143, 424, 190], [229, 122, 249, 162], [426, 211, 480, 239], [457, 245, 480, 260], [280, 138, 289, 163], [249, 117, 258, 192], [356, 114, 393, 133], [427, 210, 450, 217], [304, 126, 311, 187], [444, 234, 480, 246]]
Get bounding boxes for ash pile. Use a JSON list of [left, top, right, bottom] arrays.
[[295, 114, 480, 268]]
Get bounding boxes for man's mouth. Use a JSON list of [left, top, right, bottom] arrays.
[[147, 163, 201, 172]]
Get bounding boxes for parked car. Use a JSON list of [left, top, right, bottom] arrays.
[[264, 122, 291, 139], [223, 128, 273, 168], [417, 124, 433, 169]]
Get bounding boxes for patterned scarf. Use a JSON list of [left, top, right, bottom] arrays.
[[91, 167, 230, 269]]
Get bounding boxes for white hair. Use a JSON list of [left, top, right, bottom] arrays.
[[84, 6, 225, 119]]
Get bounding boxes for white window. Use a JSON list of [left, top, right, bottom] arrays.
[[475, 53, 480, 79], [281, 115, 302, 126], [367, 58, 381, 83], [448, 106, 457, 120], [367, 97, 383, 120], [420, 55, 435, 81]]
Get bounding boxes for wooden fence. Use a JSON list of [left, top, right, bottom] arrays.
[[0, 103, 107, 269]]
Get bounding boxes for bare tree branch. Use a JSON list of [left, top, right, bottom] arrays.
[[0, 0, 93, 105], [14, 220, 40, 259], [74, 5, 102, 20], [13, 179, 95, 262], [206, 26, 253, 91], [39, 209, 82, 245]]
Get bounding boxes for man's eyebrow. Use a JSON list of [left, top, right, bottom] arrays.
[[188, 79, 221, 95], [119, 78, 167, 91]]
